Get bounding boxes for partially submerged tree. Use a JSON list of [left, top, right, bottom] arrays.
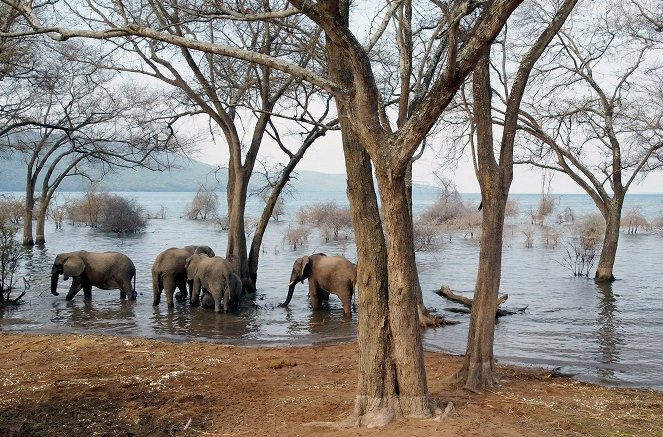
[[515, 0, 663, 282], [1, 0, 559, 425], [0, 40, 185, 245], [185, 185, 219, 220], [451, 0, 577, 390]]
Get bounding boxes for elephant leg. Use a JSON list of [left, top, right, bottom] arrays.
[[309, 281, 322, 310], [341, 293, 352, 317], [174, 278, 188, 301], [214, 290, 223, 313], [118, 277, 136, 300], [162, 276, 177, 309], [82, 276, 92, 300], [190, 278, 202, 306], [66, 277, 83, 301], [152, 270, 162, 306]]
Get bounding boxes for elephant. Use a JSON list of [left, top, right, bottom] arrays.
[[152, 245, 215, 308], [185, 253, 241, 313], [201, 272, 242, 311], [50, 251, 136, 301], [280, 253, 356, 316]]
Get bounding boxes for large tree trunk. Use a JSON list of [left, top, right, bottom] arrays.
[[35, 201, 47, 245], [341, 128, 397, 427], [327, 1, 432, 425], [595, 203, 622, 283], [22, 179, 34, 246], [375, 166, 433, 417], [226, 168, 254, 293], [453, 194, 507, 391], [452, 48, 512, 391]]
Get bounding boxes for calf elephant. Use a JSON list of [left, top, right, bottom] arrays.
[[185, 253, 241, 313], [280, 253, 356, 316], [201, 272, 242, 311], [152, 245, 215, 308], [50, 251, 136, 301]]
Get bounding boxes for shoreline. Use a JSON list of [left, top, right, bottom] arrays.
[[1, 332, 662, 436]]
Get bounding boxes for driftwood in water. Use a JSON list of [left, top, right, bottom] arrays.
[[435, 285, 526, 318]]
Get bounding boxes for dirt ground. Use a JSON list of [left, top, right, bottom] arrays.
[[0, 333, 662, 436]]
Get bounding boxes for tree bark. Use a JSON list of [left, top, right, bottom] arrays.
[[326, 0, 433, 425], [595, 202, 622, 283], [22, 176, 34, 246], [226, 167, 254, 293], [375, 166, 433, 417]]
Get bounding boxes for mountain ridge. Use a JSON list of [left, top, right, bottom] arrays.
[[0, 152, 436, 193]]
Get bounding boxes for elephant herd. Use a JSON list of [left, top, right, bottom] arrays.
[[49, 247, 357, 316]]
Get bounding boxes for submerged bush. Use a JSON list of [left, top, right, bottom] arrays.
[[621, 208, 650, 234], [99, 195, 147, 234], [0, 195, 23, 224], [184, 185, 219, 220], [0, 221, 23, 302], [559, 213, 605, 277], [283, 225, 310, 250], [298, 202, 352, 241]]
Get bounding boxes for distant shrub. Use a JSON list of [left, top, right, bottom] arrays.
[[652, 214, 663, 232], [419, 188, 470, 225], [99, 195, 147, 234], [413, 218, 440, 252], [0, 194, 23, 224], [560, 213, 605, 277], [504, 199, 519, 218], [66, 187, 109, 226], [522, 227, 535, 248], [184, 185, 219, 220], [147, 204, 167, 220], [48, 196, 69, 230], [283, 225, 311, 250], [621, 208, 649, 234], [299, 202, 352, 241]]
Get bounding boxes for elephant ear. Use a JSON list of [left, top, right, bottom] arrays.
[[300, 256, 311, 281], [185, 255, 196, 279], [63, 256, 85, 280]]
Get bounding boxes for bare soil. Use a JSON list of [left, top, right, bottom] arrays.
[[1, 333, 661, 436]]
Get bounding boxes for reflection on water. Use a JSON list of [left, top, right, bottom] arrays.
[[595, 281, 622, 383], [1, 191, 662, 390]]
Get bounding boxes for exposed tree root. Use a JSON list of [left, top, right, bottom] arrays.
[[445, 364, 501, 393]]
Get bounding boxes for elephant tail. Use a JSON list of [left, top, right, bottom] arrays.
[[151, 268, 161, 294]]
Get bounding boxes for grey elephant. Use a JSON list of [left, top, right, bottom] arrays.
[[152, 245, 215, 308], [201, 272, 242, 311], [185, 253, 241, 313], [280, 253, 356, 316], [50, 251, 136, 301]]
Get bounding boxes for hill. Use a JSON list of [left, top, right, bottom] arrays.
[[0, 152, 436, 194]]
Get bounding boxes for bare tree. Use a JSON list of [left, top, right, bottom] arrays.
[[0, 41, 185, 245], [515, 0, 663, 282], [450, 0, 577, 390], [1, 0, 532, 425], [185, 185, 219, 220]]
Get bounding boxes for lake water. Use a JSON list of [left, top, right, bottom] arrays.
[[1, 190, 663, 390]]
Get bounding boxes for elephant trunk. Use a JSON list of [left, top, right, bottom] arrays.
[[50, 272, 60, 296], [279, 281, 296, 307]]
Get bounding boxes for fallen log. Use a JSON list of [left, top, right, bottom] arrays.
[[435, 285, 526, 318]]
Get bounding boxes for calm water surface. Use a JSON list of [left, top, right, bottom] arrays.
[[2, 191, 662, 390]]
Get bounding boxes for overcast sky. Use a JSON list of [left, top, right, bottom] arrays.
[[193, 128, 663, 195]]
